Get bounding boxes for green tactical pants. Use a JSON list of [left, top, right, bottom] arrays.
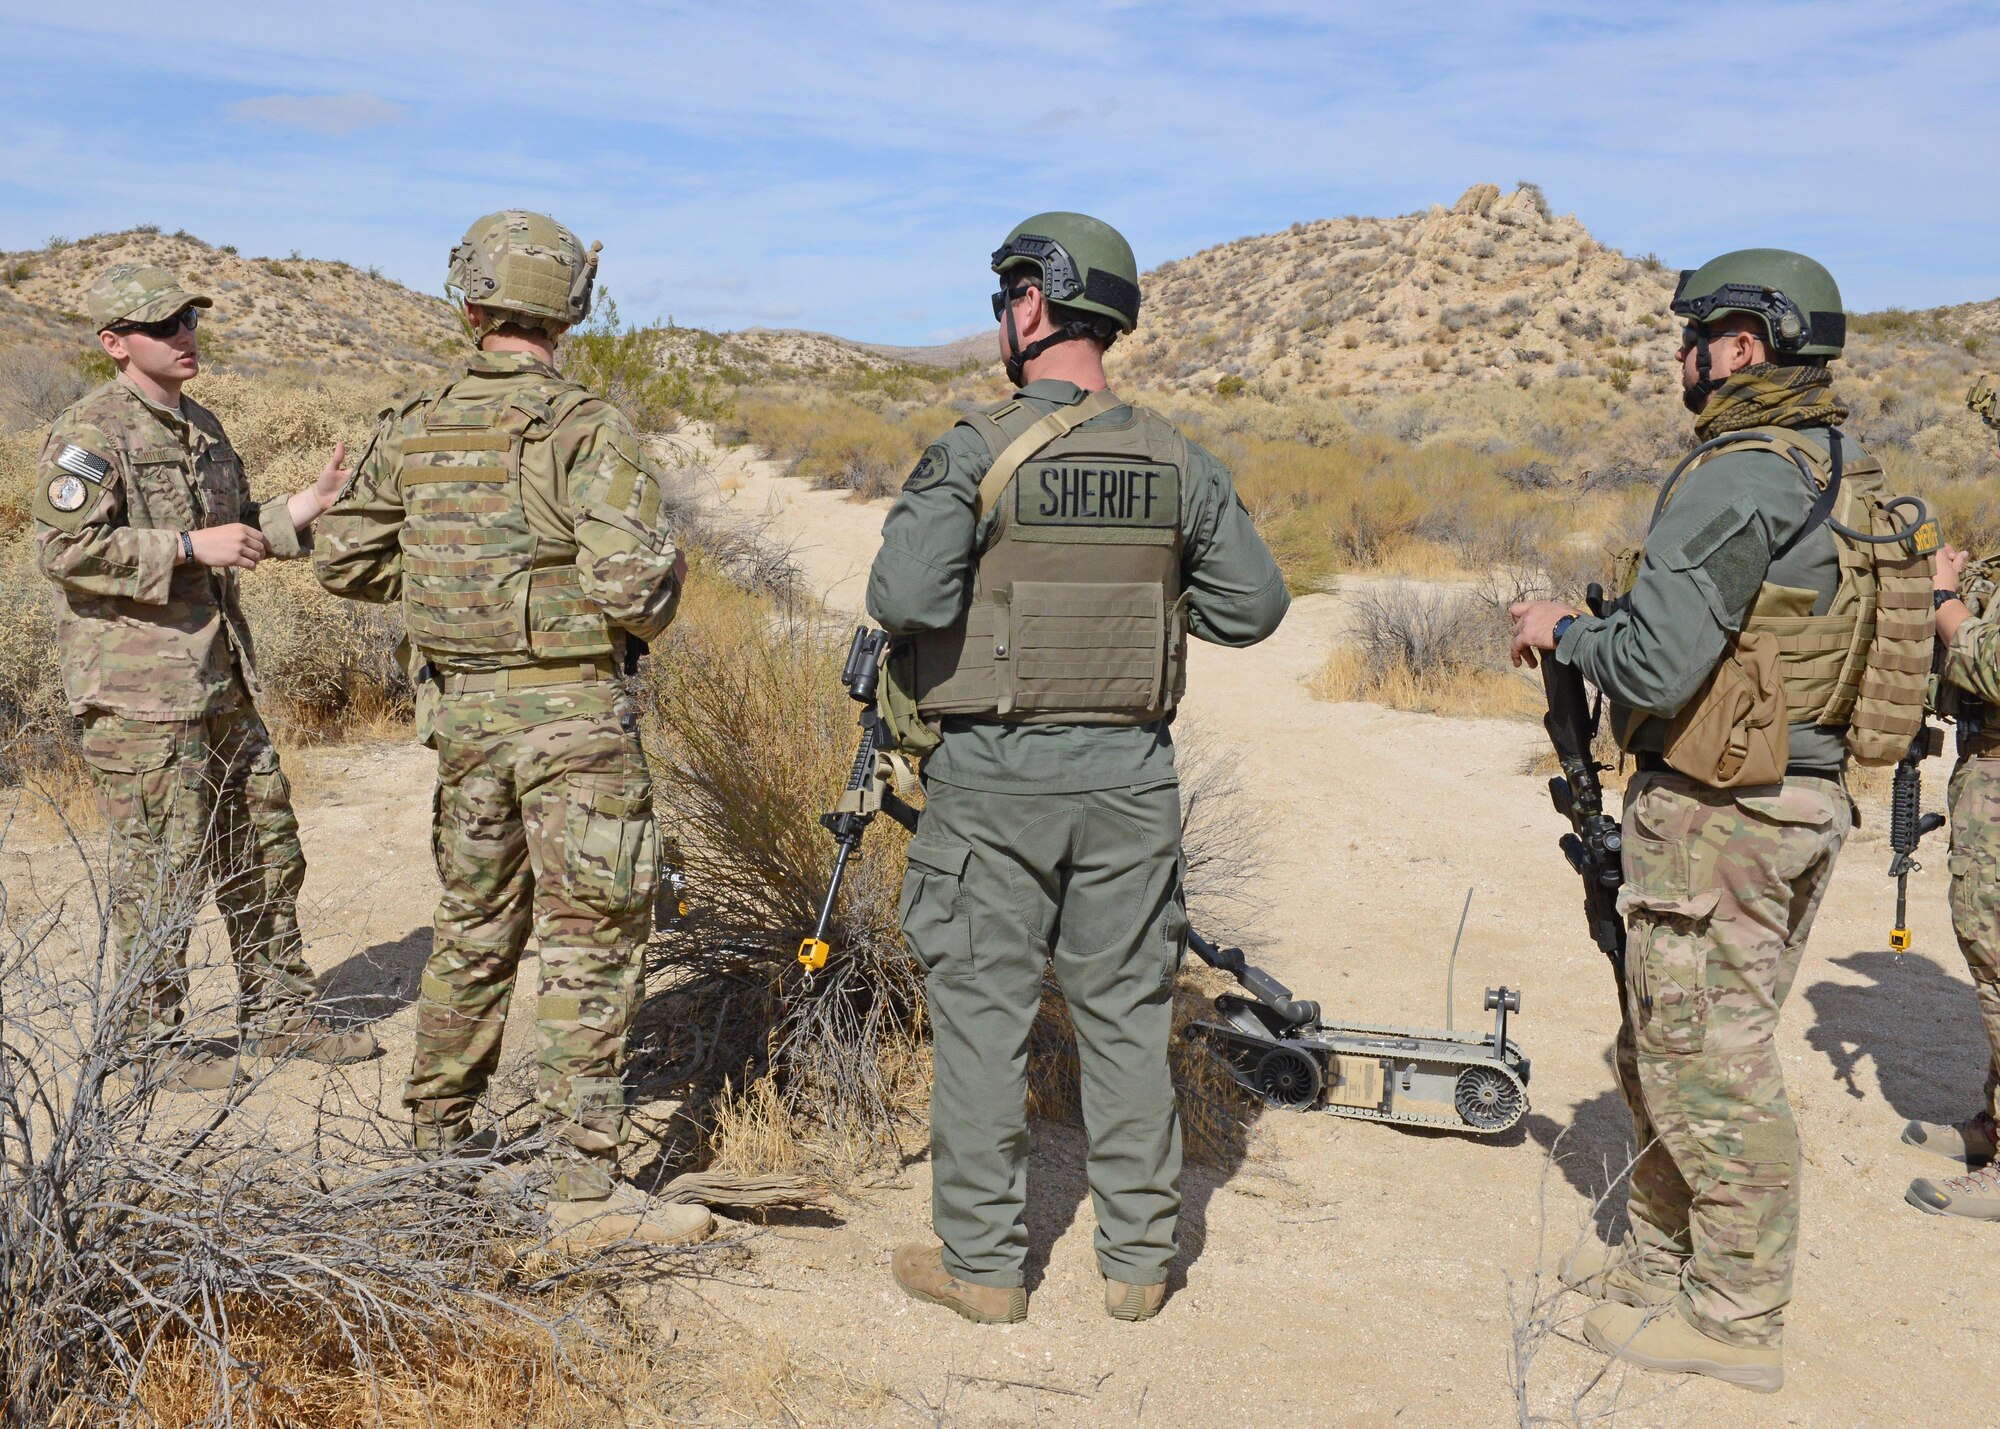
[[1613, 770, 1847, 1350], [80, 696, 314, 1042], [1946, 754, 2000, 1122], [406, 694, 659, 1198], [902, 777, 1188, 1289]]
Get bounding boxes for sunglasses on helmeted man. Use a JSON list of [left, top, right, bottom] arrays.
[[112, 307, 200, 341], [990, 285, 1033, 321]]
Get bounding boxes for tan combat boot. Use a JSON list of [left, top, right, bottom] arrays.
[[1907, 1161, 2000, 1221], [547, 1183, 715, 1249], [1104, 1277, 1166, 1322], [891, 1243, 1027, 1325], [1581, 1301, 1782, 1394], [246, 1014, 378, 1065], [1901, 1110, 1999, 1167], [118, 1053, 235, 1093], [1559, 1241, 1678, 1307]]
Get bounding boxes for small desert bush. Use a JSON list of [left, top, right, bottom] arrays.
[[1312, 579, 1541, 719], [725, 393, 952, 498], [0, 802, 697, 1427], [559, 293, 731, 431]]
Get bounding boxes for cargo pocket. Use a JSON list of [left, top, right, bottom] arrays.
[[1157, 855, 1190, 990], [1949, 848, 2000, 978], [899, 831, 973, 982], [80, 717, 178, 776], [1625, 889, 1721, 1056], [562, 775, 659, 918]]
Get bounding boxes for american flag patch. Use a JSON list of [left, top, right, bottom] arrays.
[[55, 444, 110, 482]]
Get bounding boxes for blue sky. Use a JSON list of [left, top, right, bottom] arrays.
[[3, 1, 1997, 345]]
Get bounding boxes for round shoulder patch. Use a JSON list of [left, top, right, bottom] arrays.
[[47, 473, 88, 513], [903, 444, 951, 494]]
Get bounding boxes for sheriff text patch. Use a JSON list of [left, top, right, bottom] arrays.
[[1015, 461, 1179, 529]]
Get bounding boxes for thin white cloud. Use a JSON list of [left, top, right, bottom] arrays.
[[229, 92, 406, 135]]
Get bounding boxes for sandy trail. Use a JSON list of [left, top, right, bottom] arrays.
[[5, 443, 1994, 1426]]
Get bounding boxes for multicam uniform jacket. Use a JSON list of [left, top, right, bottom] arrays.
[[33, 376, 307, 717]]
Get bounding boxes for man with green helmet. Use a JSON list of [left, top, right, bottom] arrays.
[[1511, 249, 1927, 1391], [867, 212, 1289, 1324], [315, 211, 708, 1248]]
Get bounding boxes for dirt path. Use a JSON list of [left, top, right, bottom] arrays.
[[6, 445, 1993, 1426]]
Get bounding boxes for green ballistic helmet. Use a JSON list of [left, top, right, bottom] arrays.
[[447, 210, 601, 334], [992, 212, 1141, 335], [1670, 248, 1846, 358]]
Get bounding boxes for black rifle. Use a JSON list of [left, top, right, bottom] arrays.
[[1539, 585, 1626, 977], [798, 627, 919, 973], [1889, 682, 1947, 952]]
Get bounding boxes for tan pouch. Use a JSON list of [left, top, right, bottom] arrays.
[[1660, 629, 1788, 788], [877, 638, 941, 756]]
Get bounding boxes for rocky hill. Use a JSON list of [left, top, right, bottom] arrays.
[[0, 228, 460, 378], [1109, 182, 1681, 400]]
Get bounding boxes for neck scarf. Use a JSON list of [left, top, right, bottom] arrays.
[[1694, 361, 1849, 440]]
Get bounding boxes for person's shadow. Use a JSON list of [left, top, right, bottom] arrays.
[[1803, 950, 1991, 1122], [1522, 1042, 1639, 1242], [314, 927, 431, 1031]]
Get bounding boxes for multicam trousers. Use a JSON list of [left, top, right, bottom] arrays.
[[80, 697, 314, 1042], [1612, 769, 1848, 1350], [902, 777, 1188, 1289], [1946, 754, 2000, 1123], [404, 692, 659, 1197]]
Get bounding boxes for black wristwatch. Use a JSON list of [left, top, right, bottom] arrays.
[[1552, 614, 1576, 645], [1936, 589, 1962, 611], [178, 530, 195, 564]]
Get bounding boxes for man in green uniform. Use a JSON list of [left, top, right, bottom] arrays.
[[1511, 251, 1905, 1392], [315, 211, 708, 1248], [1905, 543, 2000, 1219], [34, 263, 377, 1091], [868, 213, 1289, 1324]]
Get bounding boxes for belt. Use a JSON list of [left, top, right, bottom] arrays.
[[436, 661, 606, 695], [1634, 752, 1840, 782]]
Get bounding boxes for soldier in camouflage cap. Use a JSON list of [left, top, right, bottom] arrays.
[[315, 211, 708, 1249], [34, 262, 377, 1091], [1511, 250, 1881, 1392], [1908, 543, 2000, 1221]]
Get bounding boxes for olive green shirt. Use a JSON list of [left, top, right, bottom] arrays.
[[1557, 425, 1849, 771], [866, 379, 1290, 793]]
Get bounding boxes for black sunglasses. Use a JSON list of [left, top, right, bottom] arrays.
[[113, 306, 200, 341], [990, 284, 1033, 321]]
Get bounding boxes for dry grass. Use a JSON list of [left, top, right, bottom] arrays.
[[1312, 579, 1544, 719], [724, 392, 960, 498]]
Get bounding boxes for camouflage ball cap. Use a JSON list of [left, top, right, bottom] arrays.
[[85, 264, 212, 330], [448, 211, 600, 333]]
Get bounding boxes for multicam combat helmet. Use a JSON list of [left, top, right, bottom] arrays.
[[446, 210, 601, 336], [991, 211, 1140, 384]]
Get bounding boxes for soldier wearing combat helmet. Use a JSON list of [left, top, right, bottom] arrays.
[[34, 262, 375, 1090], [867, 212, 1288, 1324], [315, 212, 708, 1248], [1512, 250, 1931, 1390]]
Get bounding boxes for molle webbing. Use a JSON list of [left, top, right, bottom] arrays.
[[1723, 427, 1932, 763], [398, 377, 612, 665], [908, 394, 1189, 726]]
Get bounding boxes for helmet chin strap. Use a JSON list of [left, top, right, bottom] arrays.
[[1682, 327, 1726, 415], [1002, 299, 1096, 387]]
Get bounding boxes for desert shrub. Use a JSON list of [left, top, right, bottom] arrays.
[[559, 293, 731, 430], [0, 347, 94, 428], [1313, 579, 1540, 719], [631, 570, 924, 1177], [725, 393, 947, 498], [0, 804, 695, 1426]]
